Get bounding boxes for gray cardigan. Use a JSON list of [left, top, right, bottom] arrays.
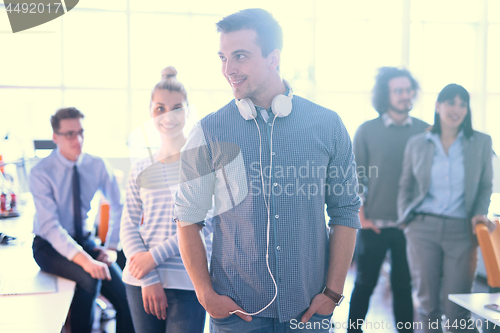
[[398, 130, 493, 239], [353, 116, 429, 221]]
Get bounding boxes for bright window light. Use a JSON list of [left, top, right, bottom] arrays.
[[0, 0, 498, 156]]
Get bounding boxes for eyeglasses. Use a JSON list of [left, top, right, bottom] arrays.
[[55, 129, 84, 139], [392, 88, 415, 95]]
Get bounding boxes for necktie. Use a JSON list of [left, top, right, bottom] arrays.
[[73, 165, 83, 244]]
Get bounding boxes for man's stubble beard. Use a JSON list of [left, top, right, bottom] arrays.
[[388, 104, 413, 114]]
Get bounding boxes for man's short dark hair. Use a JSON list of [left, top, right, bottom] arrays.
[[372, 67, 420, 115], [216, 8, 283, 57], [50, 107, 84, 132]]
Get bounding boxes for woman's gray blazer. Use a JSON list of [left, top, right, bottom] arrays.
[[397, 130, 493, 241]]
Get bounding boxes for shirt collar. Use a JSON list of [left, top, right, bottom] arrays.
[[382, 112, 413, 127], [425, 130, 464, 142], [254, 85, 291, 113], [55, 148, 84, 168]]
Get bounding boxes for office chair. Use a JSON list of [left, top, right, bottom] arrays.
[[97, 200, 110, 247], [94, 200, 117, 333], [476, 220, 500, 288], [476, 221, 500, 333], [33, 140, 56, 157]]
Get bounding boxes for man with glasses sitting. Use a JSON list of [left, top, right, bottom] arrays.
[[30, 107, 134, 333]]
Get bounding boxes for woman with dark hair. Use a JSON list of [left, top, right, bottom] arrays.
[[398, 83, 495, 333]]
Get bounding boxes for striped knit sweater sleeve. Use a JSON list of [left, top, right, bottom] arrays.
[[120, 161, 161, 287]]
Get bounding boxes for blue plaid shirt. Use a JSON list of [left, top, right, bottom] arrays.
[[174, 95, 361, 322]]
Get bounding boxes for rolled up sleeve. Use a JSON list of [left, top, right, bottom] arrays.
[[174, 122, 215, 225], [325, 115, 362, 229]]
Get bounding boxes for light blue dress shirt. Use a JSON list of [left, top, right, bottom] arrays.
[[30, 149, 123, 260], [416, 131, 466, 219], [175, 95, 362, 322]]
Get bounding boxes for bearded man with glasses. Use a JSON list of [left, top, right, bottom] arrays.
[[348, 67, 429, 333]]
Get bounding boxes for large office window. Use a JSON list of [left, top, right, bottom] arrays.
[[1, 0, 499, 159]]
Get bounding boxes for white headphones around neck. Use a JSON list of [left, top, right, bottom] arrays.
[[227, 80, 294, 318], [236, 80, 293, 120]]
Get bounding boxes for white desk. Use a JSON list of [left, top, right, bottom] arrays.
[[449, 293, 500, 325], [0, 195, 76, 333]]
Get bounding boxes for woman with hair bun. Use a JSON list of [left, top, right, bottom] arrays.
[[120, 66, 210, 332]]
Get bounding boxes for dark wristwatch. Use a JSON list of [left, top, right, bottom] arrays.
[[322, 287, 344, 306]]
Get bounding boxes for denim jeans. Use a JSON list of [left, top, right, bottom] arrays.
[[125, 284, 206, 333], [348, 228, 413, 333], [210, 310, 332, 333], [32, 236, 134, 333]]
